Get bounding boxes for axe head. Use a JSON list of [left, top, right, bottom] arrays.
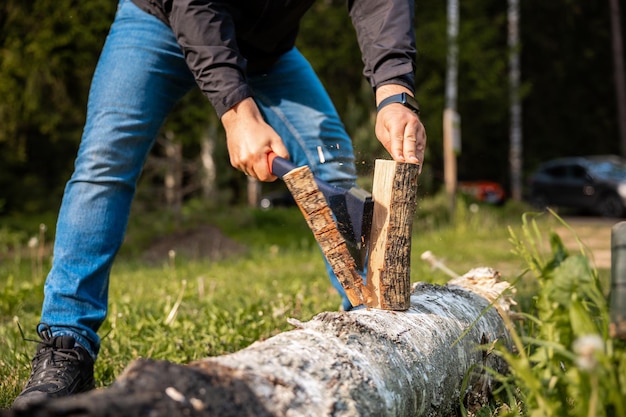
[[270, 155, 373, 271]]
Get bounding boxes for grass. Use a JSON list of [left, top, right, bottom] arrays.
[[0, 196, 620, 413]]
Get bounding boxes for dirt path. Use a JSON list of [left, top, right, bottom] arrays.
[[553, 216, 618, 269]]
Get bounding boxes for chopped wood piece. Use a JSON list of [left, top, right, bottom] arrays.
[[366, 160, 420, 310], [281, 165, 372, 307]]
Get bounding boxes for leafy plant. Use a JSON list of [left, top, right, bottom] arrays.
[[495, 211, 626, 417]]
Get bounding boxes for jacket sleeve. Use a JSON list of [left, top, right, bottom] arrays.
[[348, 0, 416, 93], [164, 0, 252, 117]]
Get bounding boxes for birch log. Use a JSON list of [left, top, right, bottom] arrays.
[[6, 268, 513, 417]]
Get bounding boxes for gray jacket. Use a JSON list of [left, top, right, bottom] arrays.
[[131, 0, 416, 117]]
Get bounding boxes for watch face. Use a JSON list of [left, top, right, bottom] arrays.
[[403, 94, 420, 114]]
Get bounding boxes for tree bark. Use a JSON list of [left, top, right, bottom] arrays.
[[200, 128, 217, 201], [163, 131, 183, 217], [609, 0, 626, 157], [5, 269, 512, 417], [508, 0, 523, 202], [443, 0, 460, 214], [246, 176, 262, 207]]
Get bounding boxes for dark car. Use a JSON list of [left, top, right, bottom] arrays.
[[528, 155, 626, 217]]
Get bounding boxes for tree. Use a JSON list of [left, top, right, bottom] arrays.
[[1, 0, 623, 213], [521, 0, 618, 170], [508, 0, 523, 202], [609, 0, 626, 156], [410, 0, 511, 193], [0, 0, 116, 213]]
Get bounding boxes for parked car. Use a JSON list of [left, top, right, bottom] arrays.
[[528, 155, 626, 217], [458, 181, 506, 205]]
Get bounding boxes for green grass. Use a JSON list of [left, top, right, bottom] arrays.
[[0, 197, 620, 413]]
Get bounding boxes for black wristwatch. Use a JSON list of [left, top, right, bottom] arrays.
[[376, 92, 420, 115]]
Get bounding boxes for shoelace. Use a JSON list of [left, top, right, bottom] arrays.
[[22, 324, 83, 387]]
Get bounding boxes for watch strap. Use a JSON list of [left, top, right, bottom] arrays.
[[377, 92, 420, 114]]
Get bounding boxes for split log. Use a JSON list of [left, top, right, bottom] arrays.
[[366, 160, 420, 310], [5, 268, 513, 417], [281, 165, 372, 307]]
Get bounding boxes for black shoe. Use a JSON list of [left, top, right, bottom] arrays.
[[12, 324, 95, 409]]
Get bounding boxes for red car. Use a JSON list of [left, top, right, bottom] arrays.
[[458, 181, 506, 205]]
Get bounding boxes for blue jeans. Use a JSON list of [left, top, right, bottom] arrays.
[[41, 0, 358, 358]]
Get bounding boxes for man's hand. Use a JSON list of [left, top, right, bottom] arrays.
[[375, 85, 426, 170], [221, 97, 290, 181]]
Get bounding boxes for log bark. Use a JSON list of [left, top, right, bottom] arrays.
[[281, 165, 372, 307], [4, 268, 512, 417], [366, 160, 420, 310], [610, 222, 626, 339]]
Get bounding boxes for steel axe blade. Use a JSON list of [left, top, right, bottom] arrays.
[[269, 154, 373, 271]]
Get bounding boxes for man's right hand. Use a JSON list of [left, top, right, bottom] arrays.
[[221, 97, 290, 182]]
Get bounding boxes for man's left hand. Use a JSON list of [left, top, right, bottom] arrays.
[[375, 85, 426, 171]]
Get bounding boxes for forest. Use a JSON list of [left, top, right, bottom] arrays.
[[0, 0, 624, 215]]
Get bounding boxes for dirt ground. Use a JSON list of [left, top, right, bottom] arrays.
[[141, 224, 247, 264], [135, 216, 619, 269], [134, 215, 619, 272], [553, 216, 618, 269]]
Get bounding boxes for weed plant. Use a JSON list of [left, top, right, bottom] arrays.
[[487, 211, 626, 417]]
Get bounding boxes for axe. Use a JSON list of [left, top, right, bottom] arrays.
[[268, 153, 373, 273]]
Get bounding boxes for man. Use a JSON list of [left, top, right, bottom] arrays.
[[13, 0, 426, 409]]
